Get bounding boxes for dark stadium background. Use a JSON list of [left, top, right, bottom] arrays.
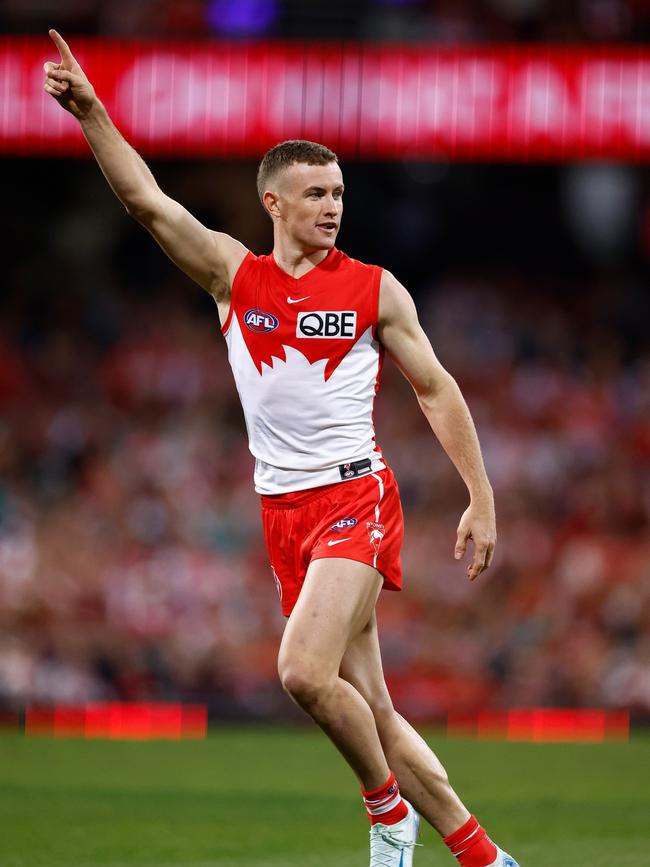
[[1, 0, 649, 727]]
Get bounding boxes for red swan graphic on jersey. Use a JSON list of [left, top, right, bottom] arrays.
[[222, 248, 381, 381], [222, 247, 385, 494]]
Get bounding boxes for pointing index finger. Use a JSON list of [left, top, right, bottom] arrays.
[[49, 29, 74, 64]]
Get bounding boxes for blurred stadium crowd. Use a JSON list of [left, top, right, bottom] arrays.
[[1, 156, 649, 721], [1, 0, 648, 41]]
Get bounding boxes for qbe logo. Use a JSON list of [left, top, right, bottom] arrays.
[[244, 308, 279, 333], [297, 310, 357, 339]]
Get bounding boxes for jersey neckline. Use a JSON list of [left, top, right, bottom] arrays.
[[269, 247, 340, 283]]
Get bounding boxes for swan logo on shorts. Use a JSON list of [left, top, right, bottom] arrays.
[[367, 521, 385, 555], [331, 517, 357, 532], [244, 308, 279, 333]]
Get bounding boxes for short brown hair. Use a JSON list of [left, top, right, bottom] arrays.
[[257, 139, 338, 203]]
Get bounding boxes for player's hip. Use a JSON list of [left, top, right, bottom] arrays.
[[261, 466, 404, 616], [254, 448, 385, 496]]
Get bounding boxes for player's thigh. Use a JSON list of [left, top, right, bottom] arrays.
[[339, 611, 400, 739], [279, 557, 382, 680]]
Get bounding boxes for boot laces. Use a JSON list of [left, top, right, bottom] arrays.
[[369, 823, 422, 866]]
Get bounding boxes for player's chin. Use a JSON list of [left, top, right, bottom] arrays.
[[311, 228, 338, 247]]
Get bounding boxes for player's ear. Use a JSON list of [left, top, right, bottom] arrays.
[[263, 189, 281, 220]]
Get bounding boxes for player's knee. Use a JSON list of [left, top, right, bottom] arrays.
[[279, 662, 330, 708]]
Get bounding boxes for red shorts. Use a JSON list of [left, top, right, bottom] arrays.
[[260, 467, 404, 616]]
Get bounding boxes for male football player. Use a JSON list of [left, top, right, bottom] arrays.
[[44, 30, 519, 867]]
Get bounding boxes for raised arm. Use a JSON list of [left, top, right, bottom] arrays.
[[43, 30, 247, 309], [377, 269, 496, 580]]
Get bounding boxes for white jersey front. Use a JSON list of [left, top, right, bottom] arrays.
[[222, 248, 386, 494]]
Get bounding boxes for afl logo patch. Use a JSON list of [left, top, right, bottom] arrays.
[[244, 308, 279, 333], [331, 517, 358, 532]]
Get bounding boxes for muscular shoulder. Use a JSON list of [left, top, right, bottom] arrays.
[[209, 232, 249, 302], [378, 269, 418, 331], [336, 249, 381, 277]]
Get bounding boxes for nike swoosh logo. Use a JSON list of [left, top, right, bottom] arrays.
[[287, 296, 310, 304], [327, 538, 351, 546]]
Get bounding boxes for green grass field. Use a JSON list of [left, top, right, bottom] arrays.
[[1, 727, 648, 867]]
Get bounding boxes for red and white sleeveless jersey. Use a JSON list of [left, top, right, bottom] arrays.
[[221, 247, 386, 494]]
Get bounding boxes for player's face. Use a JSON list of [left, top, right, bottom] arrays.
[[276, 162, 344, 250]]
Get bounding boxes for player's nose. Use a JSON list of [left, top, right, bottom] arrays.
[[322, 196, 339, 216]]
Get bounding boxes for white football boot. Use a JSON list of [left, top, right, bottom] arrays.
[[369, 799, 420, 867], [488, 846, 520, 867]]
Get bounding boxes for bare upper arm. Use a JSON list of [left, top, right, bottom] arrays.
[[377, 269, 453, 398], [132, 190, 248, 301]]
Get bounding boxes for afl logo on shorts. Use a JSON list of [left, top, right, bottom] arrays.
[[331, 517, 357, 532], [297, 311, 357, 339], [244, 308, 279, 333]]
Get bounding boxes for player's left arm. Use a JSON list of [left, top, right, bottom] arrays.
[[377, 269, 496, 580]]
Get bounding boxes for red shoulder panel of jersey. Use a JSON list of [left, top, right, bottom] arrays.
[[225, 248, 382, 381]]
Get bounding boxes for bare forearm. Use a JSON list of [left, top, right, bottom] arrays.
[[417, 375, 492, 502], [79, 100, 159, 216], [377, 269, 496, 575]]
